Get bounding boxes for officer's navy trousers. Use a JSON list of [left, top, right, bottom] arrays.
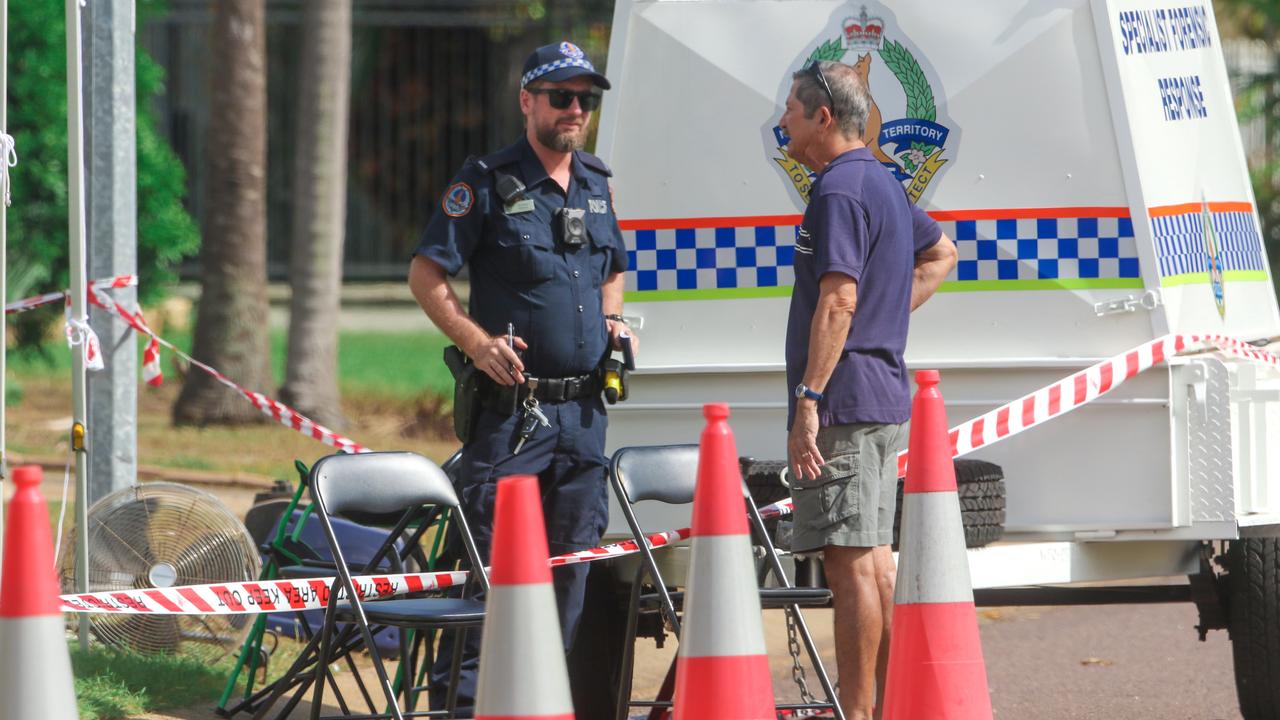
[[429, 394, 609, 715]]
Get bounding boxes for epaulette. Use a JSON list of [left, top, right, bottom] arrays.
[[475, 144, 522, 174], [575, 151, 613, 177]]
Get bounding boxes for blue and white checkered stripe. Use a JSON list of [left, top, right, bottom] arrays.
[[1151, 209, 1264, 277], [951, 216, 1141, 281], [521, 58, 596, 87], [625, 226, 796, 292], [623, 213, 1145, 293]]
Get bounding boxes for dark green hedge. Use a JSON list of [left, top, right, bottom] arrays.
[[8, 0, 198, 347]]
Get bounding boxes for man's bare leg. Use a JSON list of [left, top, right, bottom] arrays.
[[871, 544, 896, 719], [824, 545, 882, 720]]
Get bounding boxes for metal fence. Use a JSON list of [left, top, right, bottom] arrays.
[[142, 0, 614, 280]]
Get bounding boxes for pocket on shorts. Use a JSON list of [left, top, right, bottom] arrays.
[[794, 453, 859, 528]]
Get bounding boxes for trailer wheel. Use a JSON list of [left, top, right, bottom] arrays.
[[1227, 538, 1280, 720], [741, 458, 791, 506], [894, 458, 1006, 550]]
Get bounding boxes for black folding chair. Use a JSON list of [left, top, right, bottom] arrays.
[[609, 444, 844, 720], [253, 451, 488, 720]]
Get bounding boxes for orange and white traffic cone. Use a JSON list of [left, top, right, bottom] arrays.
[[474, 474, 574, 720], [0, 465, 78, 719], [672, 403, 775, 719], [882, 370, 993, 720]]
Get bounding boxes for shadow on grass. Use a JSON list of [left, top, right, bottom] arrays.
[[70, 645, 229, 720]]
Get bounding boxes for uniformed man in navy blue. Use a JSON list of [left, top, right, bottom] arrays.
[[409, 41, 635, 714]]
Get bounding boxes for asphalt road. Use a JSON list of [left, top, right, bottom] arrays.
[[979, 602, 1242, 720], [621, 597, 1246, 719]]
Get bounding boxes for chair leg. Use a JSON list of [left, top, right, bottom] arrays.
[[411, 628, 435, 708], [340, 633, 378, 712], [251, 629, 326, 720], [615, 579, 643, 720], [401, 629, 417, 713], [445, 626, 468, 715], [309, 605, 340, 720], [647, 660, 677, 720], [788, 605, 846, 720]]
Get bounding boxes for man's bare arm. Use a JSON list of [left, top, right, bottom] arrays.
[[804, 272, 858, 394], [910, 232, 958, 311], [600, 271, 639, 355], [408, 255, 525, 385], [790, 272, 857, 480]]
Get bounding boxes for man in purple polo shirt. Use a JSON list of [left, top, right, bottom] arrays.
[[778, 60, 957, 720]]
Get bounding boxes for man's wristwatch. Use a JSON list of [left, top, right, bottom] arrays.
[[794, 383, 823, 402], [605, 313, 627, 324]]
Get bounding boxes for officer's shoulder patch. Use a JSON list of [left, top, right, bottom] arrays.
[[442, 182, 474, 218], [576, 151, 613, 177]]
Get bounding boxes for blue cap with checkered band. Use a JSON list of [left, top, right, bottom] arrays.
[[521, 41, 611, 90]]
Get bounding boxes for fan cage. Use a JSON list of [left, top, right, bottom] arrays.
[[58, 482, 263, 663]]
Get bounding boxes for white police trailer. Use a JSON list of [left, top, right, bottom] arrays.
[[576, 1, 1280, 717]]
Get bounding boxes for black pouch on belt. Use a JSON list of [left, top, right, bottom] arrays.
[[443, 345, 479, 444]]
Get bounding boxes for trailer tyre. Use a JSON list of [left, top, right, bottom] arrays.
[[894, 458, 1006, 549], [1228, 538, 1280, 720]]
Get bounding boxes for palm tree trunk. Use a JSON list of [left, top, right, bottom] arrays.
[[173, 0, 271, 425], [279, 0, 352, 429]]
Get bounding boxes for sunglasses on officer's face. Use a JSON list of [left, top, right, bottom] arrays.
[[527, 87, 603, 112]]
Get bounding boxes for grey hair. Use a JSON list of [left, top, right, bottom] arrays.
[[791, 60, 870, 140]]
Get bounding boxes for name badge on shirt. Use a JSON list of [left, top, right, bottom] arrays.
[[504, 198, 535, 214], [587, 198, 608, 214]]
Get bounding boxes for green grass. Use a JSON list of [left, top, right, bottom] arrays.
[[165, 454, 217, 471], [71, 645, 231, 719], [9, 327, 455, 402]]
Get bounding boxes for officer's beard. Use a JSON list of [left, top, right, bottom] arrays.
[[536, 124, 586, 153]]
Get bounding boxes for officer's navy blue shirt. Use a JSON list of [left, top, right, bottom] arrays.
[[785, 146, 942, 429], [415, 136, 628, 377]]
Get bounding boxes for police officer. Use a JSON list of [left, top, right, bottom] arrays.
[[408, 41, 636, 714]]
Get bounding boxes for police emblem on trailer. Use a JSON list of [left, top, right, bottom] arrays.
[[1201, 194, 1226, 318], [770, 4, 954, 205], [442, 182, 474, 218]]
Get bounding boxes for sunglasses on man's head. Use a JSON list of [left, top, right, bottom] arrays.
[[806, 61, 834, 109], [527, 87, 603, 112]]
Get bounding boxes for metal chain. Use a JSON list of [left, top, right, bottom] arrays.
[[785, 606, 818, 706]]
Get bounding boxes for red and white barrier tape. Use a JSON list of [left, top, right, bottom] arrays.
[[745, 333, 1280, 521], [57, 495, 802, 615], [4, 275, 136, 315], [88, 286, 370, 454], [892, 332, 1280, 478], [60, 571, 470, 616]]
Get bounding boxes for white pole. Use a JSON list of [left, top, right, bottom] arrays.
[[66, 0, 91, 651], [0, 0, 9, 563]]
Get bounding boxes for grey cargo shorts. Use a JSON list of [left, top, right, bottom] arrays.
[[790, 421, 907, 551]]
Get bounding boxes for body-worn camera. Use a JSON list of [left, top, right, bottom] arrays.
[[556, 207, 587, 247]]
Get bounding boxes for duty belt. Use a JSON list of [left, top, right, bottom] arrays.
[[478, 372, 599, 412]]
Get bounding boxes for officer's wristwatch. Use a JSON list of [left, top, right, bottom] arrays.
[[794, 383, 823, 402], [605, 313, 628, 325]]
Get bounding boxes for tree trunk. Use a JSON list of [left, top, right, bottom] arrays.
[[279, 0, 352, 429], [173, 0, 271, 426]]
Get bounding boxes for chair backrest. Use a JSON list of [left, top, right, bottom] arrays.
[[309, 450, 489, 595], [310, 451, 459, 518], [611, 444, 702, 505]]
